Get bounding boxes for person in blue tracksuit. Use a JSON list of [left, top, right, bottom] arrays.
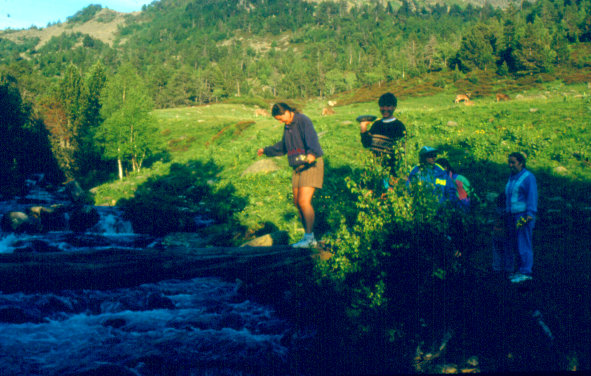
[[407, 146, 457, 204], [504, 152, 538, 283]]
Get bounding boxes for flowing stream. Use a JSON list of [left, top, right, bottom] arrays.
[[0, 177, 307, 375]]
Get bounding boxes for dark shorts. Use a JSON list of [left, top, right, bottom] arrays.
[[292, 157, 324, 189]]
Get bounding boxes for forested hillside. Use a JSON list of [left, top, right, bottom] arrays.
[[2, 0, 590, 106], [1, 0, 590, 190]]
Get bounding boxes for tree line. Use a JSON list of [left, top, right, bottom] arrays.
[[0, 62, 160, 194]]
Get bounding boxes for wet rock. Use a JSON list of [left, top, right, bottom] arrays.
[[0, 307, 46, 324], [146, 293, 175, 310], [218, 312, 246, 329], [69, 205, 100, 232], [29, 205, 68, 231], [460, 367, 480, 373], [64, 233, 111, 247], [102, 318, 127, 329], [240, 231, 289, 247], [1, 211, 40, 233], [63, 180, 94, 205], [466, 356, 479, 366], [37, 295, 74, 314], [13, 239, 61, 253], [439, 364, 458, 374]]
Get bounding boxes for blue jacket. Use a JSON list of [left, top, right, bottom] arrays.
[[505, 168, 537, 218], [407, 163, 458, 203]]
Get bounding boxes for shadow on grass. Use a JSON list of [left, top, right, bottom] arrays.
[[116, 159, 248, 241]]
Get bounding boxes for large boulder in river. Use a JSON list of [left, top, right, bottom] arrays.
[[28, 205, 68, 232], [63, 180, 94, 205], [69, 205, 100, 233], [1, 211, 40, 233]]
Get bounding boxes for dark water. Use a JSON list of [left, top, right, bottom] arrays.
[[0, 277, 296, 375], [0, 178, 308, 375]]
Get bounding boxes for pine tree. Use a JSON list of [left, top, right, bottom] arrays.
[[456, 23, 496, 72], [511, 17, 557, 74]]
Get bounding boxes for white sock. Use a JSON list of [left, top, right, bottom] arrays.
[[304, 232, 315, 240]]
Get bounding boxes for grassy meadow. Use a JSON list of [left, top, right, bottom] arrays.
[[93, 80, 591, 243]]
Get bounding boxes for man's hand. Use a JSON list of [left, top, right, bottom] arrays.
[[360, 121, 371, 133], [257, 148, 264, 157]]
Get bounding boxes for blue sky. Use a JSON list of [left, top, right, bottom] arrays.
[[0, 0, 156, 30]]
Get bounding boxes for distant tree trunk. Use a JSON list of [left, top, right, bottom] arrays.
[[118, 158, 123, 180], [132, 157, 138, 173]]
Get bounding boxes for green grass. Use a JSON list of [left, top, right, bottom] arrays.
[[88, 79, 591, 372], [92, 80, 591, 243]]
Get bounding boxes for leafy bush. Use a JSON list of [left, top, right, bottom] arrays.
[[317, 154, 470, 346]]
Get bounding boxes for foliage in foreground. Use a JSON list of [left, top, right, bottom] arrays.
[[316, 154, 472, 338]]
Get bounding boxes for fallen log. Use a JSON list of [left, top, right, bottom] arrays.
[[0, 245, 318, 294]]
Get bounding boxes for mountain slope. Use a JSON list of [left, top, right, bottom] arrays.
[[0, 8, 135, 48]]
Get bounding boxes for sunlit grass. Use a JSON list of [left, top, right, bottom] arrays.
[[93, 80, 591, 242]]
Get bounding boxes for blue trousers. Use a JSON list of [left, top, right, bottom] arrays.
[[504, 213, 534, 275]]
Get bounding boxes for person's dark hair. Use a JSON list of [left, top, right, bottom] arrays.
[[378, 92, 397, 108], [435, 158, 454, 173], [271, 103, 297, 117], [509, 152, 526, 167]]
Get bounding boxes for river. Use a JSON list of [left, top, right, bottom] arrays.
[[0, 176, 310, 375]]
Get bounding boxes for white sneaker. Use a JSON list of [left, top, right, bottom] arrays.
[[510, 273, 532, 283], [291, 236, 317, 248]]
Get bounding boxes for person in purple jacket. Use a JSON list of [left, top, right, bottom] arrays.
[[504, 152, 538, 283], [257, 103, 324, 248]]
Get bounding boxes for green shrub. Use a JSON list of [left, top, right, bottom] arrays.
[[317, 154, 468, 343]]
